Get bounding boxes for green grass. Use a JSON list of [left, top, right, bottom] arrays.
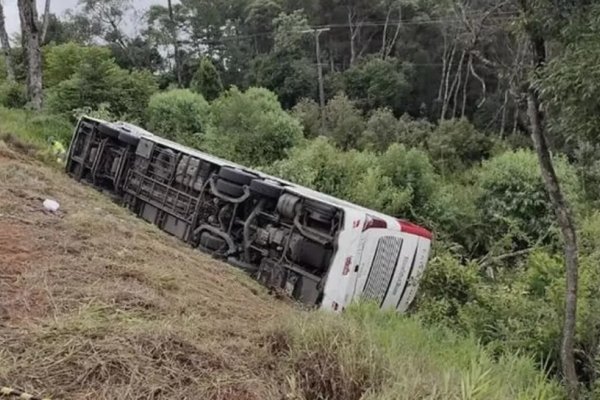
[[0, 106, 72, 147], [269, 302, 564, 400]]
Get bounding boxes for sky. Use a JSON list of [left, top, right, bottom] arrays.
[[3, 0, 169, 35]]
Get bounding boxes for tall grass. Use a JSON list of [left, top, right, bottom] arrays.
[[270, 302, 563, 400], [0, 106, 72, 146]]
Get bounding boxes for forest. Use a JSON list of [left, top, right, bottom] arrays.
[[2, 0, 600, 398]]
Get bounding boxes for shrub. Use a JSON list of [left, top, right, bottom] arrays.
[[0, 81, 27, 108], [270, 139, 437, 220], [359, 107, 399, 152], [322, 93, 365, 150], [427, 118, 495, 174], [291, 98, 321, 138], [204, 87, 303, 166], [146, 89, 210, 145], [396, 114, 434, 148], [475, 149, 581, 255], [46, 58, 158, 122], [378, 143, 438, 219]]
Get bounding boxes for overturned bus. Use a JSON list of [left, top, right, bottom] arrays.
[[65, 117, 433, 312]]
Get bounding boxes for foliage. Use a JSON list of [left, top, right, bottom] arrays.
[[146, 89, 210, 145], [343, 57, 413, 115], [322, 93, 365, 150], [271, 139, 437, 219], [396, 114, 435, 149], [0, 81, 27, 108], [378, 143, 438, 219], [0, 107, 72, 146], [291, 98, 321, 138], [46, 57, 158, 122], [359, 107, 399, 152], [474, 150, 581, 255], [427, 118, 495, 174], [190, 57, 223, 101], [272, 302, 562, 400], [204, 87, 303, 166], [44, 43, 113, 88]]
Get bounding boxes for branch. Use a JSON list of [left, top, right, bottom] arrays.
[[41, 0, 51, 43]]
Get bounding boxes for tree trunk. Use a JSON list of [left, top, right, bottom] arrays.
[[167, 0, 182, 87], [18, 0, 43, 110], [41, 0, 51, 44], [526, 34, 579, 399], [0, 3, 15, 82]]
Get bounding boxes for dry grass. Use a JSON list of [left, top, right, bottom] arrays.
[[0, 141, 287, 399], [0, 137, 564, 400]]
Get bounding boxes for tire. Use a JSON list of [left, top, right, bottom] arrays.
[[200, 232, 226, 251], [250, 179, 283, 199], [96, 123, 120, 139], [218, 167, 255, 186], [118, 131, 140, 146], [215, 179, 244, 198]]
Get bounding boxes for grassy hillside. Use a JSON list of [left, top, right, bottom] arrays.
[[0, 110, 563, 399]]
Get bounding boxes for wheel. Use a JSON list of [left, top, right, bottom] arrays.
[[118, 131, 140, 146], [96, 123, 120, 139], [218, 167, 255, 186], [200, 232, 226, 251], [250, 179, 283, 199], [215, 179, 244, 198]]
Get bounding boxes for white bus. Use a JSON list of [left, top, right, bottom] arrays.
[[66, 117, 432, 312]]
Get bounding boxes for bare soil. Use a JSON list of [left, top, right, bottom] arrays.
[[0, 142, 289, 399]]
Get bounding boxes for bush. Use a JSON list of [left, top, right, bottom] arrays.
[[359, 107, 399, 152], [427, 118, 495, 174], [322, 93, 365, 150], [291, 98, 321, 138], [203, 87, 303, 166], [146, 89, 210, 145], [0, 81, 27, 108], [46, 57, 158, 122], [396, 114, 435, 149], [269, 302, 562, 400], [270, 139, 437, 220], [378, 143, 438, 219], [475, 149, 581, 255]]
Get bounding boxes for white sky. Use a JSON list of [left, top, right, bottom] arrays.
[[3, 0, 170, 35]]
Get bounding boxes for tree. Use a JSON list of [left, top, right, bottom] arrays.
[[190, 57, 223, 101], [343, 57, 413, 115], [516, 1, 582, 396], [0, 2, 15, 81], [18, 0, 43, 109]]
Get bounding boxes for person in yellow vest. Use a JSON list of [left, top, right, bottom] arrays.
[[48, 136, 66, 164]]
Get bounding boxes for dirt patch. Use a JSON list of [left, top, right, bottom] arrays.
[[0, 222, 33, 270]]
